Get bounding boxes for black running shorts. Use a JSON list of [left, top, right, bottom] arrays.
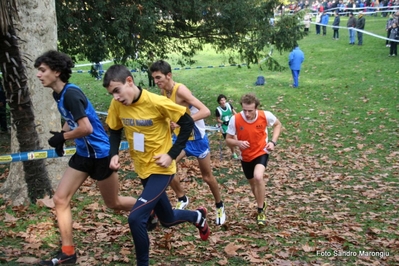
[[68, 154, 114, 181]]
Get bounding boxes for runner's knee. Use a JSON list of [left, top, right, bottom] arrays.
[[52, 193, 69, 208]]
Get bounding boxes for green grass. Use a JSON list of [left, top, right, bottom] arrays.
[[0, 15, 398, 265]]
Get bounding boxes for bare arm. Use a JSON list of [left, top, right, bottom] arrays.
[[62, 117, 93, 140], [175, 84, 210, 121], [265, 119, 282, 151], [215, 110, 223, 125], [226, 133, 250, 150], [226, 133, 238, 146]]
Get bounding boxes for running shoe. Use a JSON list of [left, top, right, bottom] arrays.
[[263, 200, 267, 212], [146, 210, 158, 231], [39, 251, 77, 265], [257, 212, 266, 227], [196, 207, 210, 241], [216, 205, 226, 225], [175, 196, 189, 210]]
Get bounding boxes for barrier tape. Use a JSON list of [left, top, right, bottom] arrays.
[[0, 141, 129, 164], [0, 110, 220, 164], [309, 21, 399, 43], [71, 63, 248, 73]]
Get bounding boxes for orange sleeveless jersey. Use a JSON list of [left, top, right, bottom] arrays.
[[235, 111, 268, 162]]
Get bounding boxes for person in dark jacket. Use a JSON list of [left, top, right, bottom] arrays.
[[332, 11, 340, 40], [347, 12, 357, 45], [356, 12, 366, 45], [389, 22, 398, 56], [385, 15, 395, 47]]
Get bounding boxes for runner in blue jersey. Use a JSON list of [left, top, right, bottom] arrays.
[[34, 50, 137, 266]]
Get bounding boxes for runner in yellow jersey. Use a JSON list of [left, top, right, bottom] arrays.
[[103, 65, 210, 266], [150, 60, 226, 226]]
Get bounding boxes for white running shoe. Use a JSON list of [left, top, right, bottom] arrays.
[[175, 197, 189, 210], [216, 204, 226, 225]]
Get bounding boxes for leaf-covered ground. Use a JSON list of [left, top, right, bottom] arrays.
[[0, 131, 398, 265]]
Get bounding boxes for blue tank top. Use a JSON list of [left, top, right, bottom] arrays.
[[58, 83, 109, 158]]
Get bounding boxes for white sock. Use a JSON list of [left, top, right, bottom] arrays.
[[196, 210, 202, 224]]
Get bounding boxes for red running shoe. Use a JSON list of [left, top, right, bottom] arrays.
[[196, 207, 210, 241]]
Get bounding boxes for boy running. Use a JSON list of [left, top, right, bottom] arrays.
[[215, 94, 238, 159], [226, 93, 282, 226], [34, 50, 137, 265], [150, 60, 226, 225], [103, 64, 210, 266]]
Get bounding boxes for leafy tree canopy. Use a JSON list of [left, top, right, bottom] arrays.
[[56, 0, 305, 70]]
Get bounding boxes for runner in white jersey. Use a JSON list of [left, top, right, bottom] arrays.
[[150, 60, 226, 225]]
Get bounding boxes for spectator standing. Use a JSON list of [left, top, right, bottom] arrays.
[[386, 15, 395, 47], [304, 13, 311, 33], [327, 0, 333, 10], [321, 11, 330, 36], [338, 0, 345, 15], [389, 22, 398, 56], [356, 11, 366, 45], [359, 0, 365, 10], [319, 3, 325, 12], [312, 1, 320, 13], [288, 44, 305, 88], [94, 62, 103, 80], [347, 12, 357, 45], [315, 12, 322, 34], [381, 0, 388, 17], [332, 11, 341, 39]]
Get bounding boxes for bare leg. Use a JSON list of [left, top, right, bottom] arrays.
[[247, 164, 266, 209], [198, 153, 221, 204], [97, 171, 137, 211], [53, 167, 88, 246], [170, 150, 187, 198]]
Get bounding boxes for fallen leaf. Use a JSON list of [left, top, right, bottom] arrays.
[[36, 196, 55, 208], [4, 212, 18, 222], [224, 242, 241, 257]]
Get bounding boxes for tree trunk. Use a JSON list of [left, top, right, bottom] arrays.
[[0, 0, 68, 205]]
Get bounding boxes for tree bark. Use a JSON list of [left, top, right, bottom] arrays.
[[0, 0, 68, 205]]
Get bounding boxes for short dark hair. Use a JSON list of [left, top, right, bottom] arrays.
[[149, 60, 172, 75], [102, 64, 134, 87], [217, 94, 227, 103], [34, 50, 74, 83]]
